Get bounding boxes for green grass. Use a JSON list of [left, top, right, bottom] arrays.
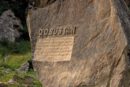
[[5, 53, 31, 69], [12, 40, 31, 54], [14, 70, 42, 87], [0, 71, 15, 82], [0, 40, 32, 69], [0, 40, 42, 86]]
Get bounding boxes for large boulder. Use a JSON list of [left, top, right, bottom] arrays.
[[27, 0, 130, 87], [0, 10, 22, 42], [124, 0, 130, 6]]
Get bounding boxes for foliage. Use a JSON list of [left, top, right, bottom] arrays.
[[0, 40, 42, 86], [0, 40, 31, 60], [0, 0, 42, 86], [0, 1, 9, 15]]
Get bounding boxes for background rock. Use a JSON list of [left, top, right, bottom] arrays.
[[0, 10, 22, 42], [124, 0, 130, 6], [18, 62, 29, 72]]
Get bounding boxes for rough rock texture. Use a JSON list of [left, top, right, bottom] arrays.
[[18, 62, 29, 72], [27, 0, 130, 87], [0, 10, 22, 42], [124, 0, 130, 6]]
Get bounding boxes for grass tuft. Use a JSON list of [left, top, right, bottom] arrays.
[[0, 40, 42, 86]]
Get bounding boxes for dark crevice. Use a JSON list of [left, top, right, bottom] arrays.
[[29, 0, 57, 8], [127, 49, 130, 64]]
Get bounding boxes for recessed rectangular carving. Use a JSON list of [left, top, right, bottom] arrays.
[[34, 26, 77, 62]]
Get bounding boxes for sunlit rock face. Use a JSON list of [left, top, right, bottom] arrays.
[[0, 10, 22, 42], [27, 0, 130, 87]]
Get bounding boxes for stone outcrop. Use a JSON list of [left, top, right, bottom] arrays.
[[18, 62, 29, 72], [0, 10, 22, 42], [124, 0, 130, 6], [27, 0, 130, 87]]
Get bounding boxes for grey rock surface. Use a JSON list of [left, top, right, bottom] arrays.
[[0, 10, 22, 42]]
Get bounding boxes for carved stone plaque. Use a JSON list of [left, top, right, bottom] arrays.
[[34, 26, 76, 62]]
